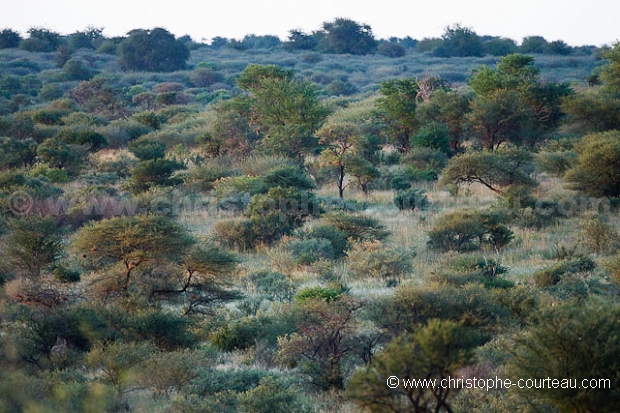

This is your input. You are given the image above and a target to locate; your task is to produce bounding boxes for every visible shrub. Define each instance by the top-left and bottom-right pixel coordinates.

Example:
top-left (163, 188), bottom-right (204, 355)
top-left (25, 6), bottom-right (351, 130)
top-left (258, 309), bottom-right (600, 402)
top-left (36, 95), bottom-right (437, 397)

top-left (427, 210), bottom-right (513, 252)
top-left (347, 241), bottom-right (413, 283)
top-left (393, 188), bottom-right (429, 211)
top-left (128, 158), bottom-right (184, 193)
top-left (295, 224), bottom-right (348, 258)
top-left (377, 42), bottom-right (406, 58)
top-left (533, 256), bottom-right (596, 287)
top-left (248, 271), bottom-right (296, 302)
top-left (128, 137), bottom-right (167, 160)
top-left (285, 238), bottom-right (335, 265)
top-left (261, 165), bottom-right (315, 191)
top-left (295, 284), bottom-right (349, 302)
top-left (212, 218), bottom-right (256, 251)
top-left (245, 187), bottom-right (319, 244)
top-left (323, 212), bottom-right (390, 243)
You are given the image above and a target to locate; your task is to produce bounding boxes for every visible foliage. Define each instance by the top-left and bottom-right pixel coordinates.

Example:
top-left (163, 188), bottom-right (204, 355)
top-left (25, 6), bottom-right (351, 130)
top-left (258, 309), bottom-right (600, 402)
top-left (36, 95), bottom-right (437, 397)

top-left (318, 18), bottom-right (377, 55)
top-left (5, 215), bottom-right (64, 279)
top-left (118, 28), bottom-right (189, 72)
top-left (285, 238), bottom-right (335, 265)
top-left (20, 27), bottom-right (63, 52)
top-left (323, 212), bottom-right (390, 243)
top-left (377, 78), bottom-right (420, 152)
top-left (295, 224), bottom-right (348, 258)
top-left (71, 214), bottom-right (194, 295)
top-left (427, 209), bottom-right (513, 252)
top-left (439, 149), bottom-right (537, 195)
top-left (128, 137), bottom-right (167, 160)
top-left (128, 158), bottom-right (185, 193)
top-left (347, 240), bottom-right (413, 283)
top-left (441, 24), bottom-right (484, 57)
top-left (393, 188), bottom-right (429, 211)
top-left (564, 130), bottom-right (620, 198)
top-left (507, 300), bottom-right (620, 411)
top-left (347, 319), bottom-right (481, 412)
top-left (248, 271), bottom-right (296, 302)
top-left (245, 186), bottom-right (319, 244)
top-left (278, 296), bottom-right (364, 390)
top-left (238, 64), bottom-right (330, 163)
top-left (533, 255), bottom-right (596, 287)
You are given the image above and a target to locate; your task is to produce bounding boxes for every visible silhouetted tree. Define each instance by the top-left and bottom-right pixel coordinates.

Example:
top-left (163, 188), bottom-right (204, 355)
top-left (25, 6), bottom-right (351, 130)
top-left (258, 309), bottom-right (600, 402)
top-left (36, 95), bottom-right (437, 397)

top-left (318, 18), bottom-right (377, 55)
top-left (118, 28), bottom-right (189, 72)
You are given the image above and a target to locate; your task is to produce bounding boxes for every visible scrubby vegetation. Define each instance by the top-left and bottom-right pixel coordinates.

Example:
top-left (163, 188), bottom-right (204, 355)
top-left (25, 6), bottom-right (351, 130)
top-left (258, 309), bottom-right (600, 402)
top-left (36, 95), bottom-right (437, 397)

top-left (1, 18), bottom-right (620, 412)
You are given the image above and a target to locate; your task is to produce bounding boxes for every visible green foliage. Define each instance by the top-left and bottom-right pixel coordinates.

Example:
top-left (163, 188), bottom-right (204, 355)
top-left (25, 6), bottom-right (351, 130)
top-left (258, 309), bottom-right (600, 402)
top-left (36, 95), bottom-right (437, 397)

top-left (318, 18), bottom-right (377, 55)
top-left (0, 28), bottom-right (22, 49)
top-left (20, 27), bottom-right (63, 52)
top-left (377, 41), bottom-right (406, 58)
top-left (238, 64), bottom-right (330, 162)
top-left (393, 188), bottom-right (429, 211)
top-left (128, 136), bottom-right (167, 160)
top-left (347, 319), bottom-right (481, 412)
top-left (295, 285), bottom-right (348, 302)
top-left (128, 158), bottom-right (184, 193)
top-left (564, 130), bottom-right (620, 198)
top-left (245, 187), bottom-right (319, 244)
top-left (347, 240), bottom-right (413, 283)
top-left (5, 215), bottom-right (64, 279)
top-left (212, 218), bottom-right (256, 251)
top-left (71, 214), bottom-right (194, 294)
top-left (440, 24), bottom-right (484, 57)
top-left (118, 28), bottom-right (189, 72)
top-left (248, 271), bottom-right (296, 302)
top-left (295, 224), bottom-right (348, 258)
top-left (262, 165), bottom-right (316, 191)
top-left (371, 283), bottom-right (510, 337)
top-left (285, 238), bottom-right (334, 265)
top-left (507, 300), bottom-right (620, 411)
top-left (439, 149), bottom-right (536, 195)
top-left (532, 255), bottom-right (596, 287)
top-left (427, 209), bottom-right (514, 253)
top-left (323, 212), bottom-right (390, 243)
top-left (377, 78), bottom-right (420, 152)
top-left (0, 137), bottom-right (37, 170)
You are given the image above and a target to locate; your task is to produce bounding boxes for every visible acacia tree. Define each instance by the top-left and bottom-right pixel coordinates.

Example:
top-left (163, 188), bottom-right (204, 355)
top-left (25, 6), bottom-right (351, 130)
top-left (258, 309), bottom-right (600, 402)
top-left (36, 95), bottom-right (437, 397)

top-left (5, 215), bottom-right (64, 279)
top-left (72, 215), bottom-right (194, 296)
top-left (467, 54), bottom-right (572, 148)
top-left (118, 28), bottom-right (189, 72)
top-left (237, 64), bottom-right (330, 163)
top-left (318, 18), bottom-right (377, 55)
top-left (564, 130), bottom-right (620, 198)
top-left (317, 122), bottom-right (361, 198)
top-left (278, 296), bottom-right (365, 390)
top-left (377, 78), bottom-right (421, 153)
top-left (438, 149), bottom-right (537, 196)
top-left (347, 319), bottom-right (480, 413)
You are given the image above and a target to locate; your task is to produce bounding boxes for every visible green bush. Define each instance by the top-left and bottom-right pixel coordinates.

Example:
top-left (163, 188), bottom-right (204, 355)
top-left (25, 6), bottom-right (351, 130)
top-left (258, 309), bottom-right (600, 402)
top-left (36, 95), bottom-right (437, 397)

top-left (347, 240), bottom-right (414, 283)
top-left (323, 212), bottom-right (390, 243)
top-left (212, 218), bottom-right (256, 251)
top-left (128, 158), bottom-right (184, 193)
top-left (295, 285), bottom-right (349, 302)
top-left (248, 271), bottom-right (296, 302)
top-left (393, 188), bottom-right (429, 211)
top-left (533, 256), bottom-right (596, 287)
top-left (427, 209), bottom-right (513, 252)
top-left (128, 136), bottom-right (167, 160)
top-left (285, 238), bottom-right (335, 265)
top-left (295, 224), bottom-right (348, 258)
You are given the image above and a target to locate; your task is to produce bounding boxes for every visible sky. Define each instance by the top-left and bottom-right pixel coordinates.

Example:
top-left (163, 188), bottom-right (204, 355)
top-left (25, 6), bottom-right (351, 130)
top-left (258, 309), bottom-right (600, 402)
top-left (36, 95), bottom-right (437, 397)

top-left (1, 0), bottom-right (618, 47)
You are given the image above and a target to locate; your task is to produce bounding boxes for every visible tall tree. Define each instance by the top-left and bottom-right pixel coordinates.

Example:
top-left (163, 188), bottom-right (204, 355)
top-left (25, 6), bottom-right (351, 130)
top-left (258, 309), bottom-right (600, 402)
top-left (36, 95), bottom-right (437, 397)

top-left (237, 64), bottom-right (330, 163)
top-left (377, 78), bottom-right (421, 152)
top-left (72, 215), bottom-right (194, 295)
top-left (318, 18), bottom-right (377, 55)
top-left (118, 28), bottom-right (189, 72)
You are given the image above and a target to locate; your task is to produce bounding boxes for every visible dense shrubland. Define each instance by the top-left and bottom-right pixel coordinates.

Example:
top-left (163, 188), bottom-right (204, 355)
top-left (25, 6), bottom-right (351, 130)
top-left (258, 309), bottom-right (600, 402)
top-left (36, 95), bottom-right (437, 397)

top-left (0, 18), bottom-right (620, 412)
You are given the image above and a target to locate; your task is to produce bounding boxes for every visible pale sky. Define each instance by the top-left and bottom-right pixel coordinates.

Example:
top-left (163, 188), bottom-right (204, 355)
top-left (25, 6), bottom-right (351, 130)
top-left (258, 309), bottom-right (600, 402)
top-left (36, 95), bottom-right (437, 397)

top-left (1, 0), bottom-right (618, 46)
